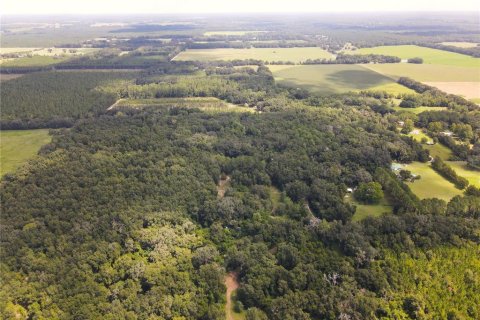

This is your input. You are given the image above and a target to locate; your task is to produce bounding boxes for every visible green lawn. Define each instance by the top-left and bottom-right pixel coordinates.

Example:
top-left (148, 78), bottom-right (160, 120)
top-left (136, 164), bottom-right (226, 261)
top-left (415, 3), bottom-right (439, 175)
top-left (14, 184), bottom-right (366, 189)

top-left (174, 47), bottom-right (333, 63)
top-left (346, 194), bottom-right (392, 222)
top-left (269, 64), bottom-right (398, 94)
top-left (447, 161), bottom-right (480, 187)
top-left (204, 30), bottom-right (267, 36)
top-left (364, 82), bottom-right (417, 95)
top-left (425, 143), bottom-right (453, 159)
top-left (351, 45), bottom-right (480, 67)
top-left (407, 129), bottom-right (432, 143)
top-left (0, 130), bottom-right (51, 176)
top-left (404, 162), bottom-right (463, 201)
top-left (363, 63), bottom-right (480, 82)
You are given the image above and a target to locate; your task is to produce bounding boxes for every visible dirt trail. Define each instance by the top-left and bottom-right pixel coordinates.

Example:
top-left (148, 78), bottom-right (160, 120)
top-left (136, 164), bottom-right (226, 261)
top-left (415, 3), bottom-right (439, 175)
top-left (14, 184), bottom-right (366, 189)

top-left (217, 175), bottom-right (231, 198)
top-left (225, 272), bottom-right (239, 320)
top-left (107, 98), bottom-right (123, 111)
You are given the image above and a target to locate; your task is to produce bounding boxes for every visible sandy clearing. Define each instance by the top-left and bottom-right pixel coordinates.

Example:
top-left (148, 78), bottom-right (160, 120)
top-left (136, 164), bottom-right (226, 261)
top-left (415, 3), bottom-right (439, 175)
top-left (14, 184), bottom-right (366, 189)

top-left (225, 272), bottom-right (239, 320)
top-left (424, 82), bottom-right (480, 99)
top-left (217, 176), bottom-right (231, 198)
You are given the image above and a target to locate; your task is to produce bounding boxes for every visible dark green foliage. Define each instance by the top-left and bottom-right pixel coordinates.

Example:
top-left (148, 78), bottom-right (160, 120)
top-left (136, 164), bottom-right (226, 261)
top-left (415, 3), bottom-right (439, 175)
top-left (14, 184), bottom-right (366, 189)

top-left (354, 182), bottom-right (384, 204)
top-left (1, 71), bottom-right (137, 128)
top-left (431, 156), bottom-right (469, 189)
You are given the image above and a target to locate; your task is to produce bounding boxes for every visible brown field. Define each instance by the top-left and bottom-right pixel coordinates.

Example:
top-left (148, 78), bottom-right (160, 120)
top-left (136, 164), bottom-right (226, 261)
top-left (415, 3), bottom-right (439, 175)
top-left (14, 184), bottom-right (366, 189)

top-left (0, 74), bottom-right (24, 82)
top-left (440, 42), bottom-right (479, 48)
top-left (424, 82), bottom-right (480, 99)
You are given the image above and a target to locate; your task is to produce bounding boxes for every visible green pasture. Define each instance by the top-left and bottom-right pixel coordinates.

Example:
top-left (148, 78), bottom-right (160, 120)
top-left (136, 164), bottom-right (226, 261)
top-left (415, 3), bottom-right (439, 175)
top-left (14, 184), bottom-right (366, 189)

top-left (0, 130), bottom-right (51, 176)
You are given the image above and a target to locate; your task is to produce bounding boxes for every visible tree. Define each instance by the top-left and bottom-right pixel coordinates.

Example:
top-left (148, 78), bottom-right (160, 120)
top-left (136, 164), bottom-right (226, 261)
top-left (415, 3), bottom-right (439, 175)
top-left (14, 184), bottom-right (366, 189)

top-left (354, 182), bottom-right (384, 204)
top-left (407, 57), bottom-right (423, 64)
top-left (401, 119), bottom-right (414, 134)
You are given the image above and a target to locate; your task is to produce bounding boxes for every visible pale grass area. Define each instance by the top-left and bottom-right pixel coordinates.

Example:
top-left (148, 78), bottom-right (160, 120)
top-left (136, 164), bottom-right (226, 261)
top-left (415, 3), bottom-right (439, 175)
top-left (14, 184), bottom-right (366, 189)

top-left (440, 42), bottom-right (479, 48)
top-left (424, 82), bottom-right (480, 99)
top-left (116, 97), bottom-right (255, 113)
top-left (174, 47), bottom-right (334, 63)
top-left (204, 30), bottom-right (267, 36)
top-left (0, 74), bottom-right (24, 82)
top-left (447, 161), bottom-right (480, 187)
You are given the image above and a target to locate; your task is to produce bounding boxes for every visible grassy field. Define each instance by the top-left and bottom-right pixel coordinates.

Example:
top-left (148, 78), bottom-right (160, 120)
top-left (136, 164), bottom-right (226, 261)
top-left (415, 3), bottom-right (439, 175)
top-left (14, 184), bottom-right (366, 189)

top-left (0, 130), bottom-right (51, 176)
top-left (204, 30), bottom-right (267, 36)
top-left (347, 194), bottom-right (393, 222)
top-left (116, 97), bottom-right (255, 113)
top-left (269, 64), bottom-right (399, 94)
top-left (394, 106), bottom-right (446, 114)
top-left (447, 161), bottom-right (480, 187)
top-left (1, 47), bottom-right (98, 67)
top-left (351, 45), bottom-right (480, 67)
top-left (174, 47), bottom-right (333, 63)
top-left (403, 162), bottom-right (463, 201)
top-left (1, 55), bottom-right (69, 67)
top-left (363, 63), bottom-right (480, 82)
top-left (440, 42), bottom-right (479, 48)
top-left (364, 82), bottom-right (416, 95)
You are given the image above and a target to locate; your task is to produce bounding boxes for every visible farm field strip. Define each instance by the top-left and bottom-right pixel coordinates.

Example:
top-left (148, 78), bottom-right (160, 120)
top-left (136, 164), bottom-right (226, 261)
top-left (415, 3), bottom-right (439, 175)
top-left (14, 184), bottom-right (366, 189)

top-left (362, 63), bottom-right (480, 82)
top-left (349, 45), bottom-right (480, 67)
top-left (174, 47), bottom-right (334, 63)
top-left (423, 82), bottom-right (480, 99)
top-left (115, 97), bottom-right (255, 113)
top-left (269, 64), bottom-right (402, 94)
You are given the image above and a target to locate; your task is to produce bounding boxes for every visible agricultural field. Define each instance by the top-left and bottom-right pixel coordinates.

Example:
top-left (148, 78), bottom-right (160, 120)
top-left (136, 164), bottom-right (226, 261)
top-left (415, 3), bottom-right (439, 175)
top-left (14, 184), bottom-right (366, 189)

top-left (0, 130), bottom-right (51, 176)
top-left (0, 47), bottom-right (98, 67)
top-left (204, 30), bottom-right (268, 36)
top-left (115, 97), bottom-right (255, 113)
top-left (422, 82), bottom-right (480, 100)
top-left (364, 63), bottom-right (480, 99)
top-left (174, 47), bottom-right (333, 63)
top-left (363, 63), bottom-right (480, 82)
top-left (403, 162), bottom-right (463, 201)
top-left (440, 42), bottom-right (479, 48)
top-left (269, 64), bottom-right (399, 94)
top-left (351, 45), bottom-right (480, 67)
top-left (0, 74), bottom-right (24, 82)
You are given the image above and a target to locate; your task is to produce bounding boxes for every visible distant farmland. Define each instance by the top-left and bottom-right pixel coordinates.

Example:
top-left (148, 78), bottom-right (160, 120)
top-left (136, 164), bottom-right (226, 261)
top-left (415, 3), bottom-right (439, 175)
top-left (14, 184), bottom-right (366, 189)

top-left (268, 64), bottom-right (414, 94)
top-left (174, 47), bottom-right (334, 63)
top-left (349, 45), bottom-right (480, 67)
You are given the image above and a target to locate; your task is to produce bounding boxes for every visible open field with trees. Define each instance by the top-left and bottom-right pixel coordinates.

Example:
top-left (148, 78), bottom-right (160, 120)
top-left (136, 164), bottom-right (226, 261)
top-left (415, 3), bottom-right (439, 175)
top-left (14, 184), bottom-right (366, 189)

top-left (0, 130), bottom-right (51, 176)
top-left (350, 45), bottom-right (480, 67)
top-left (403, 162), bottom-right (463, 201)
top-left (269, 64), bottom-right (401, 94)
top-left (174, 47), bottom-right (334, 63)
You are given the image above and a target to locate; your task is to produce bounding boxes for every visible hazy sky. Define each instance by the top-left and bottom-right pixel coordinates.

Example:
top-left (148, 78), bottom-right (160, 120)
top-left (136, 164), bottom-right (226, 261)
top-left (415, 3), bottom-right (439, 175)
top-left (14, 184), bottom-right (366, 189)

top-left (1, 0), bottom-right (479, 14)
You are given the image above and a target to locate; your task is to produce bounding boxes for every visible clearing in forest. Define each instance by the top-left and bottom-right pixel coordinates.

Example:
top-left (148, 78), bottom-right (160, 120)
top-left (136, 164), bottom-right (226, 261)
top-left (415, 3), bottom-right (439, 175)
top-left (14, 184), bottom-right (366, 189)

top-left (0, 130), bottom-right (51, 176)
top-left (115, 97), bottom-right (255, 113)
top-left (404, 162), bottom-right (463, 201)
top-left (173, 47), bottom-right (333, 63)
top-left (225, 273), bottom-right (243, 320)
top-left (269, 64), bottom-right (400, 94)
